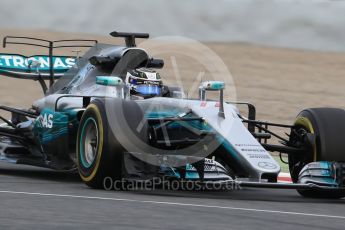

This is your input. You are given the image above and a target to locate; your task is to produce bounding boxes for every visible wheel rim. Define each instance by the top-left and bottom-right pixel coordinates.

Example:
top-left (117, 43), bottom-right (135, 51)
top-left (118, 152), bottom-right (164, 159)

top-left (288, 116), bottom-right (315, 182)
top-left (80, 118), bottom-right (99, 168)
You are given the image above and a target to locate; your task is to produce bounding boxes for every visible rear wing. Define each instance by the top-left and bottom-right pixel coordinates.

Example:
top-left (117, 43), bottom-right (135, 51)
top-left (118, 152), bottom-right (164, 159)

top-left (1, 36), bottom-right (97, 93)
top-left (0, 54), bottom-right (76, 79)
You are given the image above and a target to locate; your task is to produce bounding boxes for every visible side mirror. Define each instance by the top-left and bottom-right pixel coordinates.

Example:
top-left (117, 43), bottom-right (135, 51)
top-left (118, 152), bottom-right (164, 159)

top-left (199, 81), bottom-right (225, 91)
top-left (199, 81), bottom-right (226, 118)
top-left (96, 76), bottom-right (123, 86)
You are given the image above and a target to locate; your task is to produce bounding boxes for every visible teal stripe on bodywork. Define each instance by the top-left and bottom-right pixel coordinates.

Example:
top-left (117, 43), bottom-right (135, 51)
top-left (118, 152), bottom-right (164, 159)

top-left (146, 110), bottom-right (241, 179)
top-left (34, 108), bottom-right (69, 145)
top-left (146, 110), bottom-right (240, 160)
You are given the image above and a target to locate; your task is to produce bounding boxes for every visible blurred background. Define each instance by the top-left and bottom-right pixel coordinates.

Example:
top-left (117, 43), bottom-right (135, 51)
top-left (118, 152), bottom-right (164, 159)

top-left (1, 0), bottom-right (345, 51)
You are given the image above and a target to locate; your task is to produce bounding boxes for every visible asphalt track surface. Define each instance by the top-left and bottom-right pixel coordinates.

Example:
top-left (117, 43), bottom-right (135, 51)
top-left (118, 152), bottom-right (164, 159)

top-left (0, 163), bottom-right (344, 230)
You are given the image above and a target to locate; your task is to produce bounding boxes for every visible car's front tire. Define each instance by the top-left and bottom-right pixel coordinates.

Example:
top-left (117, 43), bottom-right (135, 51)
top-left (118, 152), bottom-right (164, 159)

top-left (77, 99), bottom-right (122, 189)
top-left (289, 108), bottom-right (345, 198)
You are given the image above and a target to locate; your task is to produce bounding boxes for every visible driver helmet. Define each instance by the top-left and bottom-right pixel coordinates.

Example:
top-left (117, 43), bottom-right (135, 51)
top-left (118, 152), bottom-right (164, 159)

top-left (125, 68), bottom-right (163, 98)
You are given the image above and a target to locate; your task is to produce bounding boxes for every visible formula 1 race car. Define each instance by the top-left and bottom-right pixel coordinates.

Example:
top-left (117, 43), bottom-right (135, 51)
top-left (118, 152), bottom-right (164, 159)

top-left (1, 32), bottom-right (345, 198)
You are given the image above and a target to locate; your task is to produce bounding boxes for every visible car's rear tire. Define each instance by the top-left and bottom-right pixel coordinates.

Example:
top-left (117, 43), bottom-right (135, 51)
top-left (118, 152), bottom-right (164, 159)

top-left (289, 108), bottom-right (345, 198)
top-left (77, 98), bottom-right (148, 189)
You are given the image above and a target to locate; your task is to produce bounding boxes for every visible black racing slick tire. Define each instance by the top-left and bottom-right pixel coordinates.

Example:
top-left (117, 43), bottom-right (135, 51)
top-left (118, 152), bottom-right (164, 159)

top-left (77, 98), bottom-right (148, 189)
top-left (289, 108), bottom-right (345, 198)
top-left (77, 99), bottom-right (122, 189)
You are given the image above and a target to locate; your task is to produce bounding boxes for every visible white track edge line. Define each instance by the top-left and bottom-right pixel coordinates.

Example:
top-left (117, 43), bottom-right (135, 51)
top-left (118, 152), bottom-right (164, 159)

top-left (0, 190), bottom-right (344, 219)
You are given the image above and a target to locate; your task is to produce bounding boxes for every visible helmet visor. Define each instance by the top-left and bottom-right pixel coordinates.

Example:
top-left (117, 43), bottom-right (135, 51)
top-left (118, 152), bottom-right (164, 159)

top-left (136, 84), bottom-right (161, 95)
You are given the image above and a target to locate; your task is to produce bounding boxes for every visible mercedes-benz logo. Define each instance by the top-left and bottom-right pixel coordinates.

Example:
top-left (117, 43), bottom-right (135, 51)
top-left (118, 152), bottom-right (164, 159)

top-left (258, 162), bottom-right (277, 169)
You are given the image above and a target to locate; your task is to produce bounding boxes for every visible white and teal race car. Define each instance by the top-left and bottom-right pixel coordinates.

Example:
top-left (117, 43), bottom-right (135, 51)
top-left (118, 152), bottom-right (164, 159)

top-left (1, 32), bottom-right (345, 198)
